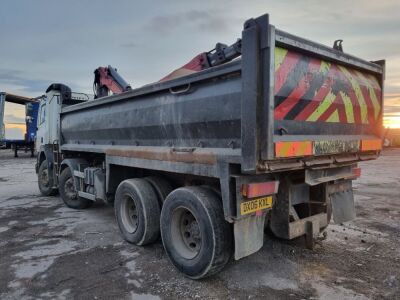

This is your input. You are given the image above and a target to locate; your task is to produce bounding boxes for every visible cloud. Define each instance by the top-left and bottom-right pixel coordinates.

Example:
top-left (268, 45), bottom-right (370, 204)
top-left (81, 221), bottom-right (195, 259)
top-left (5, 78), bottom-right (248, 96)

top-left (4, 114), bottom-right (25, 123)
top-left (0, 69), bottom-right (50, 94)
top-left (0, 69), bottom-right (82, 96)
top-left (383, 94), bottom-right (400, 115)
top-left (143, 9), bottom-right (236, 35)
top-left (120, 42), bottom-right (139, 48)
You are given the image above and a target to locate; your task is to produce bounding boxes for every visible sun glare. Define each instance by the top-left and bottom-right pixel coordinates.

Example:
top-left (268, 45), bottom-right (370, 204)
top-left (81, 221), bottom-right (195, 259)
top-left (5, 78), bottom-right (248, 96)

top-left (384, 116), bottom-right (400, 128)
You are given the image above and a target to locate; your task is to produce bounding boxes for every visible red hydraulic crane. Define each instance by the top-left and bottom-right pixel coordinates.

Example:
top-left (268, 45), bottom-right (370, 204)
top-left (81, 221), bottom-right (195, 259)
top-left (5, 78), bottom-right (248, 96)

top-left (93, 39), bottom-right (242, 98)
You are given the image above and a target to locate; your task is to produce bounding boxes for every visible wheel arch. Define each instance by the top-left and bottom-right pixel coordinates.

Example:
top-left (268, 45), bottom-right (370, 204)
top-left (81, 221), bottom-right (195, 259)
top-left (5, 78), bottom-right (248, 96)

top-left (60, 158), bottom-right (88, 190)
top-left (36, 151), bottom-right (46, 173)
top-left (36, 145), bottom-right (53, 174)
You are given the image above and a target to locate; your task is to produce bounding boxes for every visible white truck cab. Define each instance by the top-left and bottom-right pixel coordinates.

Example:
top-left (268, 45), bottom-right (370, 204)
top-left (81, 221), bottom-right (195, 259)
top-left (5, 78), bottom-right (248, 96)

top-left (35, 84), bottom-right (93, 195)
top-left (36, 84), bottom-right (93, 151)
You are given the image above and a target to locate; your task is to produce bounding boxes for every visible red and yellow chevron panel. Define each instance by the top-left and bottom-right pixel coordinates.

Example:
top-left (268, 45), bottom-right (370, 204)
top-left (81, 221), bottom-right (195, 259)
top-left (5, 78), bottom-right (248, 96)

top-left (275, 141), bottom-right (312, 158)
top-left (274, 47), bottom-right (382, 125)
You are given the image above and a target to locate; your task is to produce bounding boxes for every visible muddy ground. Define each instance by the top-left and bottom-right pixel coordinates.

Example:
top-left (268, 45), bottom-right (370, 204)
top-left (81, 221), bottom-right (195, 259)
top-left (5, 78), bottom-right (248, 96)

top-left (0, 149), bottom-right (399, 300)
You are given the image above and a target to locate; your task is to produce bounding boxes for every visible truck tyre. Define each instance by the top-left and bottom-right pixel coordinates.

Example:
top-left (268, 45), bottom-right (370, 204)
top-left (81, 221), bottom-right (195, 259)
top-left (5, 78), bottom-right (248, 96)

top-left (38, 160), bottom-right (57, 196)
top-left (160, 186), bottom-right (232, 279)
top-left (144, 176), bottom-right (173, 206)
top-left (115, 179), bottom-right (161, 245)
top-left (59, 167), bottom-right (92, 209)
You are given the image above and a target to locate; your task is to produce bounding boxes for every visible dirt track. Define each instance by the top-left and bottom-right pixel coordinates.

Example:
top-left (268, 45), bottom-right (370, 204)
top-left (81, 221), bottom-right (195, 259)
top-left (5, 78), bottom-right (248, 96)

top-left (0, 149), bottom-right (399, 299)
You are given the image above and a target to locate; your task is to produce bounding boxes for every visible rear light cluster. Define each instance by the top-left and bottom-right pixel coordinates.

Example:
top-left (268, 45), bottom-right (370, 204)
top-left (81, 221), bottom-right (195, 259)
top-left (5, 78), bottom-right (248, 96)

top-left (352, 167), bottom-right (361, 178)
top-left (241, 181), bottom-right (279, 198)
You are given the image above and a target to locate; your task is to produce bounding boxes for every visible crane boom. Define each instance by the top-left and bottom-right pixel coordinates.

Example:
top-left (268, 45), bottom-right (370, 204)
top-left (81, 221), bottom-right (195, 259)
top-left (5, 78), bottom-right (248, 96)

top-left (93, 65), bottom-right (131, 99)
top-left (93, 39), bottom-right (242, 98)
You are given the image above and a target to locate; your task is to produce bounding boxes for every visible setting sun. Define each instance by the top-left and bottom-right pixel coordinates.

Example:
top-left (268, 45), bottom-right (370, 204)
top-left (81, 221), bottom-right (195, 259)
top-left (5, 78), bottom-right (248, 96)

top-left (384, 116), bottom-right (400, 128)
top-left (384, 93), bottom-right (400, 128)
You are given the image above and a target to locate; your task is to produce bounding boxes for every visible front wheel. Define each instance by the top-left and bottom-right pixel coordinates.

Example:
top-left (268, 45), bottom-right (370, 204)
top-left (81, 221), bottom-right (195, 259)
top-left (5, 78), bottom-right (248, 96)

top-left (59, 167), bottom-right (92, 209)
top-left (160, 186), bottom-right (232, 279)
top-left (38, 160), bottom-right (57, 196)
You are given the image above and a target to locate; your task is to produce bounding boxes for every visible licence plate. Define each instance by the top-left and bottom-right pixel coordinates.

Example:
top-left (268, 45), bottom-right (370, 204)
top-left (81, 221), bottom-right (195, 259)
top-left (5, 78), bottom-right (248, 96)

top-left (313, 140), bottom-right (359, 155)
top-left (240, 196), bottom-right (273, 215)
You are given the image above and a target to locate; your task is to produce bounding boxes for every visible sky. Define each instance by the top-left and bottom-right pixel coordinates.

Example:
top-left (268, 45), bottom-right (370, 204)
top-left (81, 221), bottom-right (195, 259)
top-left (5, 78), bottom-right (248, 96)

top-left (1, 0), bottom-right (399, 127)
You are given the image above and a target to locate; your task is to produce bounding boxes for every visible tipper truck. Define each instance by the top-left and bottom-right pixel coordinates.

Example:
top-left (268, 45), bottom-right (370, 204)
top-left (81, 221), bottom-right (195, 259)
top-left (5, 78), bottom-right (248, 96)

top-left (35, 14), bottom-right (384, 279)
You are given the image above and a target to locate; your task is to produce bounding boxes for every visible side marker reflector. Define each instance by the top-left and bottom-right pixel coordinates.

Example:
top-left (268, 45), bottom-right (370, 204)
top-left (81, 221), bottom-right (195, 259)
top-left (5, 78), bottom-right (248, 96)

top-left (352, 167), bottom-right (361, 178)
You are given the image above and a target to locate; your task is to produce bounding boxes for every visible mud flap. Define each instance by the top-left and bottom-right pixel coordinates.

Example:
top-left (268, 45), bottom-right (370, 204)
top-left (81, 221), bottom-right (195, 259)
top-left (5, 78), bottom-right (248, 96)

top-left (233, 212), bottom-right (265, 260)
top-left (331, 189), bottom-right (355, 224)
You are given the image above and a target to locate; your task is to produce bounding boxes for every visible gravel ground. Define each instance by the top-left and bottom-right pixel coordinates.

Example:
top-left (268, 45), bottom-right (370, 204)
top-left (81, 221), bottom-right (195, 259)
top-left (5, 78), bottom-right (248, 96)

top-left (0, 148), bottom-right (399, 300)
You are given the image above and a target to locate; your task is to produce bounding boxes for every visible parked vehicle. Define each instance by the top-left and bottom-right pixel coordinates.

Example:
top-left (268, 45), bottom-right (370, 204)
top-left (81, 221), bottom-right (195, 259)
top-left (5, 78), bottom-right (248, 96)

top-left (0, 92), bottom-right (39, 157)
top-left (35, 14), bottom-right (384, 279)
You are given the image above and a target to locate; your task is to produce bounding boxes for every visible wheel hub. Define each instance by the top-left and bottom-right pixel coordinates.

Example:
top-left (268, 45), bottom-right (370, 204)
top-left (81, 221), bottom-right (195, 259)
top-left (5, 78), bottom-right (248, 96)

top-left (64, 178), bottom-right (77, 200)
top-left (177, 209), bottom-right (202, 256)
top-left (40, 169), bottom-right (49, 187)
top-left (121, 195), bottom-right (139, 233)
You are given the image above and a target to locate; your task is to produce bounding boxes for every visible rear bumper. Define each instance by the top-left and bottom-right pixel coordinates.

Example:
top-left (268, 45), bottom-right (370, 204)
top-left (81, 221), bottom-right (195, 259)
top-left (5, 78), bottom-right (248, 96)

top-left (261, 151), bottom-right (379, 172)
top-left (289, 213), bottom-right (328, 239)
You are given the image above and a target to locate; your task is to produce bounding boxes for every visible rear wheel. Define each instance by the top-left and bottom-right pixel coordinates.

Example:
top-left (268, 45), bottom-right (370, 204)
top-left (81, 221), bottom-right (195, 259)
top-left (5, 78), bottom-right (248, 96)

top-left (144, 176), bottom-right (173, 206)
top-left (115, 179), bottom-right (160, 245)
top-left (59, 167), bottom-right (92, 209)
top-left (38, 160), bottom-right (57, 196)
top-left (160, 186), bottom-right (232, 279)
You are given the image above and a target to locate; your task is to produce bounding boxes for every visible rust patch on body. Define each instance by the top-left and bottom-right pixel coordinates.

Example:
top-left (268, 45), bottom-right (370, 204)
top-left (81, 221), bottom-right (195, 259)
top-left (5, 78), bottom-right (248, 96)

top-left (105, 148), bottom-right (216, 165)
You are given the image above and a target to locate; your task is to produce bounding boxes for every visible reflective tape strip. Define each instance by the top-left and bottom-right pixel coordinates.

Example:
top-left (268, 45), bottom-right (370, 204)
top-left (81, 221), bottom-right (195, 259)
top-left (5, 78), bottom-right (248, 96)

top-left (355, 71), bottom-right (381, 120)
top-left (275, 141), bottom-right (313, 157)
top-left (306, 92), bottom-right (336, 121)
top-left (274, 47), bottom-right (288, 71)
top-left (326, 109), bottom-right (340, 122)
top-left (339, 91), bottom-right (355, 123)
top-left (276, 139), bottom-right (381, 158)
top-left (361, 139), bottom-right (382, 151)
top-left (338, 66), bottom-right (369, 124)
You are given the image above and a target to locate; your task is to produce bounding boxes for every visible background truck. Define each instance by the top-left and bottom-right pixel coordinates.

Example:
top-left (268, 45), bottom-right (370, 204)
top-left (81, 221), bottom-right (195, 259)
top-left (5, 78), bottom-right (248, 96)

top-left (35, 14), bottom-right (384, 279)
top-left (0, 92), bottom-right (39, 157)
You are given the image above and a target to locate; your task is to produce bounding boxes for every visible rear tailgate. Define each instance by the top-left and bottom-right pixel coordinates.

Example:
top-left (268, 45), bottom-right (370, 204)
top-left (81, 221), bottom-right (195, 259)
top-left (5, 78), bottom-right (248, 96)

top-left (272, 30), bottom-right (384, 161)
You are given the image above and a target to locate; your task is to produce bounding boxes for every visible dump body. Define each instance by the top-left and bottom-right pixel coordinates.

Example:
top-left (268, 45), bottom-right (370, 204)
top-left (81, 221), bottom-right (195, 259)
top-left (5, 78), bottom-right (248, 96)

top-left (60, 22), bottom-right (384, 175)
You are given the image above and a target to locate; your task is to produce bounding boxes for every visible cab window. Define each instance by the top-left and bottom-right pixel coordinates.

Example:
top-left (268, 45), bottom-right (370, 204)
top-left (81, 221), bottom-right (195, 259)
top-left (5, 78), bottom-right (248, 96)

top-left (39, 104), bottom-right (46, 124)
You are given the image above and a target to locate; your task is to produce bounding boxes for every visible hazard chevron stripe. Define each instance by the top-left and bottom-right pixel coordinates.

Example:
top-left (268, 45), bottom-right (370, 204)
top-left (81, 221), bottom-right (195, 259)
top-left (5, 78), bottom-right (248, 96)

top-left (275, 58), bottom-right (322, 120)
top-left (273, 47), bottom-right (382, 125)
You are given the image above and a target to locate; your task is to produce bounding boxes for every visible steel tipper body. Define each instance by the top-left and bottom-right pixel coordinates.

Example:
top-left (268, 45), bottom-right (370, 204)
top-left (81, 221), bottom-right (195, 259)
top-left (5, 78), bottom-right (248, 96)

top-left (36, 14), bottom-right (384, 278)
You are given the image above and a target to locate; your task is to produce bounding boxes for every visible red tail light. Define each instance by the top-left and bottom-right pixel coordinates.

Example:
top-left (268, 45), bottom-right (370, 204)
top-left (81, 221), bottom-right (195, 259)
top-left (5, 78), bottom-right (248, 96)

top-left (241, 181), bottom-right (279, 198)
top-left (352, 167), bottom-right (361, 178)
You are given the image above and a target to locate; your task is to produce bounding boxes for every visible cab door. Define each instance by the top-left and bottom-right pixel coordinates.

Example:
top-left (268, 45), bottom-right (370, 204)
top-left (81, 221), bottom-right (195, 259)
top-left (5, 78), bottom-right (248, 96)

top-left (35, 98), bottom-right (48, 150)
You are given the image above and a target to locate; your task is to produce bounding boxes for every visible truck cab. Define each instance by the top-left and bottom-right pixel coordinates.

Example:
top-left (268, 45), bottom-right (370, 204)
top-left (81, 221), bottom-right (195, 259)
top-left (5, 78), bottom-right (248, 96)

top-left (36, 84), bottom-right (93, 194)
